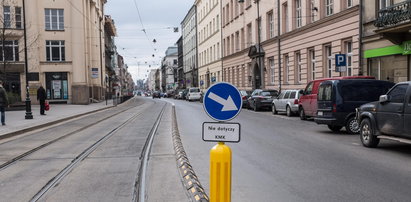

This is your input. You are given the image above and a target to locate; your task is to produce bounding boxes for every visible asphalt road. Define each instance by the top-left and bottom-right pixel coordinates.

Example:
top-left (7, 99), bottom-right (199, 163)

top-left (170, 98), bottom-right (411, 202)
top-left (0, 98), bottom-right (166, 202)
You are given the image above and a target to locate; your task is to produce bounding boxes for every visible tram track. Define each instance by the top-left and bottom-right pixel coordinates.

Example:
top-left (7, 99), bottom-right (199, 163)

top-left (0, 98), bottom-right (151, 171)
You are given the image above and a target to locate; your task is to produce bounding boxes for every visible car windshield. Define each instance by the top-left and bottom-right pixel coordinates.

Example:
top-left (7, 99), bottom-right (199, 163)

top-left (190, 88), bottom-right (200, 93)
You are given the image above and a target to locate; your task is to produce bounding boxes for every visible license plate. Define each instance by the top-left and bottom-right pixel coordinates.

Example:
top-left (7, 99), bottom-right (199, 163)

top-left (318, 111), bottom-right (323, 116)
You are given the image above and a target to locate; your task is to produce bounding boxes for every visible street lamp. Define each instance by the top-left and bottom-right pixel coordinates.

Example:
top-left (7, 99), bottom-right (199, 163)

top-left (22, 0), bottom-right (33, 119)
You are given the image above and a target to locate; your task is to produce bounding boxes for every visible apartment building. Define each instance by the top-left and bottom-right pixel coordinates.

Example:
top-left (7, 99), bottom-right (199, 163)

top-left (181, 5), bottom-right (198, 88)
top-left (195, 0), bottom-right (223, 91)
top-left (362, 0), bottom-right (411, 82)
top-left (161, 46), bottom-right (178, 92)
top-left (222, 0), bottom-right (360, 91)
top-left (0, 0), bottom-right (107, 104)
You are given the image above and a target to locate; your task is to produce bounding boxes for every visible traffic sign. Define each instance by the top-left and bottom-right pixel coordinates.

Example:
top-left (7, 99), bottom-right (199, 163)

top-left (203, 82), bottom-right (242, 121)
top-left (203, 122), bottom-right (240, 143)
top-left (335, 54), bottom-right (347, 72)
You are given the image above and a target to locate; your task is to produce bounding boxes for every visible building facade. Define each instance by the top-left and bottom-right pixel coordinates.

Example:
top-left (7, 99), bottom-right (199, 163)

top-left (23, 0), bottom-right (108, 104)
top-left (195, 0), bottom-right (223, 91)
top-left (176, 36), bottom-right (185, 89)
top-left (161, 46), bottom-right (178, 92)
top-left (362, 0), bottom-right (411, 82)
top-left (221, 0), bottom-right (360, 91)
top-left (181, 5), bottom-right (198, 88)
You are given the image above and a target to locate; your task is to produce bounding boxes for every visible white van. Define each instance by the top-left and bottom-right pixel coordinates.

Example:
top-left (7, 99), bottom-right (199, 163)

top-left (187, 87), bottom-right (201, 101)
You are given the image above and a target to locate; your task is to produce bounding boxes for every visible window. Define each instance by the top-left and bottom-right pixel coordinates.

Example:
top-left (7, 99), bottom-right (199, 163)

top-left (290, 91), bottom-right (297, 99)
top-left (247, 23), bottom-right (252, 46)
top-left (45, 9), bottom-right (64, 30)
top-left (388, 84), bottom-right (408, 103)
top-left (283, 3), bottom-right (289, 33)
top-left (295, 0), bottom-right (302, 28)
top-left (235, 31), bottom-right (240, 52)
top-left (326, 0), bottom-right (334, 16)
top-left (0, 40), bottom-right (19, 61)
top-left (345, 41), bottom-right (353, 76)
top-left (46, 40), bottom-right (65, 62)
top-left (347, 0), bottom-right (353, 8)
top-left (284, 54), bottom-right (290, 83)
top-left (340, 83), bottom-right (393, 102)
top-left (269, 58), bottom-right (275, 84)
top-left (3, 6), bottom-right (11, 28)
top-left (309, 49), bottom-right (316, 80)
top-left (15, 7), bottom-right (22, 29)
top-left (296, 52), bottom-right (302, 83)
top-left (305, 82), bottom-right (314, 94)
top-left (284, 91), bottom-right (291, 99)
top-left (325, 45), bottom-right (332, 77)
top-left (309, 0), bottom-right (316, 23)
top-left (216, 15), bottom-right (219, 31)
top-left (379, 0), bottom-right (392, 9)
top-left (267, 12), bottom-right (274, 39)
top-left (318, 84), bottom-right (332, 101)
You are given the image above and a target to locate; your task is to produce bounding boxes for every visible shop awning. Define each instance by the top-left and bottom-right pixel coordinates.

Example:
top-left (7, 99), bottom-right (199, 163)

top-left (364, 40), bottom-right (411, 58)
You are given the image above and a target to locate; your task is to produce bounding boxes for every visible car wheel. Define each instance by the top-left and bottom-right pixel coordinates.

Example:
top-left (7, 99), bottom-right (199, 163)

top-left (299, 107), bottom-right (306, 120)
top-left (360, 118), bottom-right (380, 148)
top-left (327, 125), bottom-right (343, 132)
top-left (346, 116), bottom-right (360, 134)
top-left (286, 106), bottom-right (292, 117)
top-left (272, 104), bottom-right (278, 115)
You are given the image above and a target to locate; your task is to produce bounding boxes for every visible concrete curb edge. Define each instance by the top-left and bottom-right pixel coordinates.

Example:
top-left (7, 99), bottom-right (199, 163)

top-left (172, 105), bottom-right (209, 202)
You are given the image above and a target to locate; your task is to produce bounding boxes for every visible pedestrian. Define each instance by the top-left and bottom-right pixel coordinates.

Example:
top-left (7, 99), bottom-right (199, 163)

top-left (0, 81), bottom-right (8, 126)
top-left (37, 85), bottom-right (47, 115)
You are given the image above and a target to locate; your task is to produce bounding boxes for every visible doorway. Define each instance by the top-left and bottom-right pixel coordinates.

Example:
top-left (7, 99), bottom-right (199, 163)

top-left (45, 72), bottom-right (68, 100)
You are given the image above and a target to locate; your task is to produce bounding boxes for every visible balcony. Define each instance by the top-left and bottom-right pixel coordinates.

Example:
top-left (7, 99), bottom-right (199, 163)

top-left (375, 1), bottom-right (411, 28)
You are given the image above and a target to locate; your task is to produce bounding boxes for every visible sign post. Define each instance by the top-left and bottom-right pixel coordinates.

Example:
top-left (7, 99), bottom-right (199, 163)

top-left (203, 82), bottom-right (242, 202)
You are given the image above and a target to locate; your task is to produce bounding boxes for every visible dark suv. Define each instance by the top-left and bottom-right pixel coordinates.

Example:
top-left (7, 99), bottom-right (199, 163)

top-left (315, 79), bottom-right (394, 134)
top-left (357, 82), bottom-right (411, 147)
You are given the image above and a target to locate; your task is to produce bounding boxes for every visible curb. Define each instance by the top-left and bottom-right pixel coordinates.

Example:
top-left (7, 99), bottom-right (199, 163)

top-left (172, 105), bottom-right (209, 202)
top-left (0, 98), bottom-right (135, 141)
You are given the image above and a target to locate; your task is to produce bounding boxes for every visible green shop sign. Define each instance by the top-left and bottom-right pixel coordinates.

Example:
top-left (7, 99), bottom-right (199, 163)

top-left (365, 40), bottom-right (411, 58)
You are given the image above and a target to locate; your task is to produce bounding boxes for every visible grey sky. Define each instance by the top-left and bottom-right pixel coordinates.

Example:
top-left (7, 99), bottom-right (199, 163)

top-left (106, 0), bottom-right (193, 82)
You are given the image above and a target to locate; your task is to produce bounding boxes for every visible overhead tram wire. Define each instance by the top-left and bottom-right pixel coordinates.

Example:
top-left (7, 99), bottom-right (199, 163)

top-left (131, 0), bottom-right (157, 52)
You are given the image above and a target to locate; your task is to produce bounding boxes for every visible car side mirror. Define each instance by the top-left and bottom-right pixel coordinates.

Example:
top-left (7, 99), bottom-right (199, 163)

top-left (299, 90), bottom-right (304, 95)
top-left (379, 95), bottom-right (390, 103)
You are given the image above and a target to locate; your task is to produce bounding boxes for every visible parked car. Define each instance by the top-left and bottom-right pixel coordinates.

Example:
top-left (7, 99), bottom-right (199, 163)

top-left (272, 89), bottom-right (301, 117)
top-left (357, 82), bottom-right (411, 147)
top-left (314, 79), bottom-right (394, 134)
top-left (187, 87), bottom-right (201, 101)
top-left (174, 89), bottom-right (184, 99)
top-left (240, 90), bottom-right (252, 108)
top-left (152, 91), bottom-right (161, 99)
top-left (182, 89), bottom-right (189, 100)
top-left (248, 89), bottom-right (279, 111)
top-left (298, 76), bottom-right (375, 120)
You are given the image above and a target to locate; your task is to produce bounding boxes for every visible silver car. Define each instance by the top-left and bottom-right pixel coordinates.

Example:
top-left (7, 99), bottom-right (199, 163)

top-left (272, 90), bottom-right (301, 117)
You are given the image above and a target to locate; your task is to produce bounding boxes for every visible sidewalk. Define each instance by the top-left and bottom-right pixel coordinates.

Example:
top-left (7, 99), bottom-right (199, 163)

top-left (0, 100), bottom-right (116, 139)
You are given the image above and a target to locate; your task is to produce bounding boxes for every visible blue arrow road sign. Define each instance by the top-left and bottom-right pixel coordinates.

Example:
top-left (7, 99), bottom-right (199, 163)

top-left (203, 82), bottom-right (242, 121)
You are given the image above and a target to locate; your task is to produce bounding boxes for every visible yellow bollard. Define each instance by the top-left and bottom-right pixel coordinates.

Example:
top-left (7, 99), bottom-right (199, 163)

top-left (210, 142), bottom-right (232, 202)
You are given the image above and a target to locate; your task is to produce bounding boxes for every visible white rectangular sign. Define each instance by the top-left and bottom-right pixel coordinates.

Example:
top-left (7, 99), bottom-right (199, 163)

top-left (202, 122), bottom-right (241, 143)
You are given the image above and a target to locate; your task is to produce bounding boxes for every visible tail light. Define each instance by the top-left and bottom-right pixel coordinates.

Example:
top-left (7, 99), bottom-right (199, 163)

top-left (294, 99), bottom-right (299, 105)
top-left (332, 104), bottom-right (337, 113)
top-left (242, 96), bottom-right (247, 100)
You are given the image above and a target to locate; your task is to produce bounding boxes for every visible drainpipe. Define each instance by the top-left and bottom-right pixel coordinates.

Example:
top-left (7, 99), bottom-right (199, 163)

top-left (99, 17), bottom-right (104, 99)
top-left (277, 0), bottom-right (282, 92)
top-left (359, 0), bottom-right (364, 76)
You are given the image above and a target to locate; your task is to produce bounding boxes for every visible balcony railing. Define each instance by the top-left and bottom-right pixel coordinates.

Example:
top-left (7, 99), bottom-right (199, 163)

top-left (375, 1), bottom-right (411, 28)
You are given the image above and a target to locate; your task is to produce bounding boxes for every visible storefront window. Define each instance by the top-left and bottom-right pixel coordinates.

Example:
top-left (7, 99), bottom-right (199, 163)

top-left (45, 72), bottom-right (68, 100)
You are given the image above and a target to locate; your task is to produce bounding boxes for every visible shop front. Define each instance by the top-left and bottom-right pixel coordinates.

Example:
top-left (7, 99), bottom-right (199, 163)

top-left (365, 40), bottom-right (411, 83)
top-left (45, 72), bottom-right (69, 101)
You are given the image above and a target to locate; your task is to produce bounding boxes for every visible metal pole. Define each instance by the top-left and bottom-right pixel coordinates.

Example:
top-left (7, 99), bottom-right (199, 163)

top-left (359, 0), bottom-right (364, 76)
top-left (277, 0), bottom-right (282, 92)
top-left (23, 0), bottom-right (33, 119)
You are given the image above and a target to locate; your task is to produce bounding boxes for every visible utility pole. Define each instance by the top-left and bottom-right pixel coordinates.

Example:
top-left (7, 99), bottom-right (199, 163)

top-left (23, 0), bottom-right (33, 119)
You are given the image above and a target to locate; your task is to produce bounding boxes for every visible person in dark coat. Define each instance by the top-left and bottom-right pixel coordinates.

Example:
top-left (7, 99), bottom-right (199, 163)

top-left (0, 81), bottom-right (9, 125)
top-left (37, 86), bottom-right (47, 115)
